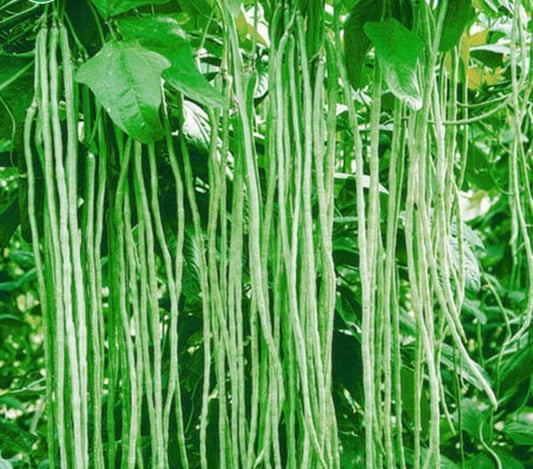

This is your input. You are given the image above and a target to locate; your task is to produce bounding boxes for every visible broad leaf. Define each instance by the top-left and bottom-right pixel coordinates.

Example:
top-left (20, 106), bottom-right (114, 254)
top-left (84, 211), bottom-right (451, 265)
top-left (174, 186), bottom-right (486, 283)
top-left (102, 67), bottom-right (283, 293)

top-left (0, 418), bottom-right (38, 455)
top-left (449, 235), bottom-right (481, 293)
top-left (0, 58), bottom-right (34, 158)
top-left (177, 0), bottom-right (213, 17)
top-left (457, 398), bottom-right (491, 442)
top-left (365, 18), bottom-right (423, 110)
top-left (76, 41), bottom-right (170, 143)
top-left (117, 16), bottom-right (227, 108)
top-left (182, 101), bottom-right (212, 150)
top-left (439, 0), bottom-right (475, 52)
top-left (501, 421), bottom-right (533, 446)
top-left (492, 449), bottom-right (525, 469)
top-left (90, 0), bottom-right (169, 18)
top-left (344, 0), bottom-right (383, 89)
top-left (499, 343), bottom-right (533, 397)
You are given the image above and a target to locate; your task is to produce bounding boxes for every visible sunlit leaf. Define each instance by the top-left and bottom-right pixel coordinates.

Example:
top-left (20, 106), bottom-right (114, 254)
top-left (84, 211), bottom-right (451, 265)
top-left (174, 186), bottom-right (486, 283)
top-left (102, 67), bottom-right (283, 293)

top-left (76, 41), bottom-right (170, 143)
top-left (226, 0), bottom-right (241, 17)
top-left (177, 0), bottom-right (213, 17)
top-left (502, 421), bottom-right (533, 446)
top-left (116, 16), bottom-right (227, 108)
top-left (90, 0), bottom-right (169, 18)
top-left (364, 18), bottom-right (423, 110)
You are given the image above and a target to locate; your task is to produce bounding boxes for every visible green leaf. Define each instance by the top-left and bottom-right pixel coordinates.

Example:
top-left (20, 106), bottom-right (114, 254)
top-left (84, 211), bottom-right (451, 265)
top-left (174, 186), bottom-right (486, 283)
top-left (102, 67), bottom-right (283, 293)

top-left (449, 236), bottom-right (481, 293)
top-left (0, 199), bottom-right (20, 250)
top-left (177, 0), bottom-right (214, 17)
top-left (439, 0), bottom-right (475, 52)
top-left (499, 344), bottom-right (533, 397)
top-left (76, 41), bottom-right (170, 143)
top-left (501, 421), bottom-right (533, 446)
top-left (0, 395), bottom-right (25, 413)
top-left (0, 418), bottom-right (38, 456)
top-left (0, 268), bottom-right (37, 292)
top-left (364, 18), bottom-right (423, 110)
top-left (89, 0), bottom-right (170, 18)
top-left (440, 343), bottom-right (493, 393)
top-left (457, 398), bottom-right (491, 442)
top-left (116, 16), bottom-right (227, 108)
top-left (492, 449), bottom-right (524, 469)
top-left (343, 0), bottom-right (383, 89)
top-left (0, 58), bottom-right (34, 159)
top-left (182, 101), bottom-right (212, 151)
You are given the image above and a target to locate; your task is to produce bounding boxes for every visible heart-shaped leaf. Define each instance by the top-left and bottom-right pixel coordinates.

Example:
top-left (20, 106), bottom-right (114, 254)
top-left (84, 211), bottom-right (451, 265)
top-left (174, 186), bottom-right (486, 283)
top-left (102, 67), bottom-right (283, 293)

top-left (365, 18), bottom-right (424, 110)
top-left (90, 0), bottom-right (170, 18)
top-left (343, 0), bottom-right (383, 89)
top-left (76, 41), bottom-right (170, 143)
top-left (117, 16), bottom-right (227, 108)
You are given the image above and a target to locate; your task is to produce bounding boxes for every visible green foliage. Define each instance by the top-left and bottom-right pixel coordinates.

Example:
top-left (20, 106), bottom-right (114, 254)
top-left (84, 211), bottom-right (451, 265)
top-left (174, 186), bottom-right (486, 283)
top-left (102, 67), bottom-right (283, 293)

top-left (76, 40), bottom-right (170, 142)
top-left (116, 15), bottom-right (227, 108)
top-left (89, 0), bottom-right (170, 18)
top-left (439, 0), bottom-right (475, 52)
top-left (343, 0), bottom-right (382, 89)
top-left (0, 1), bottom-right (532, 468)
top-left (0, 419), bottom-right (38, 460)
top-left (364, 18), bottom-right (423, 109)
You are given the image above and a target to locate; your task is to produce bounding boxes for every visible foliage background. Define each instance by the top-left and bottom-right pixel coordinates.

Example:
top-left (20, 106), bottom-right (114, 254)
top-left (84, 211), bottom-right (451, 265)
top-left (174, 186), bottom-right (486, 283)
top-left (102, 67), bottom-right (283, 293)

top-left (0, 0), bottom-right (532, 468)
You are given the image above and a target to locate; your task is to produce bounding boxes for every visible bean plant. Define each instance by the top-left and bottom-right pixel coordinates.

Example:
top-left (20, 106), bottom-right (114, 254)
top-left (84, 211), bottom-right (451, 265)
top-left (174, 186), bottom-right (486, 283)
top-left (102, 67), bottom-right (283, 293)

top-left (0, 0), bottom-right (531, 468)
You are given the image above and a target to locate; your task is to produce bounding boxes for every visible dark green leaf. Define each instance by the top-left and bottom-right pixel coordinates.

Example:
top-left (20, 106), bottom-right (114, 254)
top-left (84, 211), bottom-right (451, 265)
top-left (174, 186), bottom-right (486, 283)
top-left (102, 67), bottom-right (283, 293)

top-left (0, 315), bottom-right (23, 326)
top-left (457, 398), bottom-right (490, 441)
top-left (89, 0), bottom-right (170, 18)
top-left (343, 0), bottom-right (383, 89)
top-left (0, 199), bottom-right (20, 250)
top-left (439, 0), bottom-right (475, 52)
top-left (0, 418), bottom-right (37, 455)
top-left (0, 395), bottom-right (25, 412)
top-left (0, 268), bottom-right (36, 292)
top-left (76, 41), bottom-right (170, 143)
top-left (499, 344), bottom-right (533, 396)
top-left (9, 250), bottom-right (34, 268)
top-left (364, 18), bottom-right (423, 110)
top-left (116, 16), bottom-right (227, 108)
top-left (0, 58), bottom-right (34, 159)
